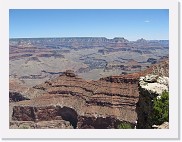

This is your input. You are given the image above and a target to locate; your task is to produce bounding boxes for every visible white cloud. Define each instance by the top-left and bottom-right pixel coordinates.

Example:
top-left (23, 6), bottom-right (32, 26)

top-left (144, 20), bottom-right (150, 23)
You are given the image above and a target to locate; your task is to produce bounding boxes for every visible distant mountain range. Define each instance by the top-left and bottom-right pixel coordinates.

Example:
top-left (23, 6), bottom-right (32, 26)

top-left (10, 37), bottom-right (169, 49)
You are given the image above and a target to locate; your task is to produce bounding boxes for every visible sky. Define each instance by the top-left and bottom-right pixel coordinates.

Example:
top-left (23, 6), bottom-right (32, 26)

top-left (9, 9), bottom-right (169, 41)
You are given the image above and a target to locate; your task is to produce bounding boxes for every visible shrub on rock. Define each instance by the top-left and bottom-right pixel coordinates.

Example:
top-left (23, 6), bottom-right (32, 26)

top-left (152, 91), bottom-right (169, 125)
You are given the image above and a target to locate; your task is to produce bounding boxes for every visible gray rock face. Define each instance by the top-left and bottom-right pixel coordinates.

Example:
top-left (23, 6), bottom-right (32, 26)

top-left (136, 74), bottom-right (169, 129)
top-left (139, 74), bottom-right (168, 96)
top-left (143, 74), bottom-right (158, 83)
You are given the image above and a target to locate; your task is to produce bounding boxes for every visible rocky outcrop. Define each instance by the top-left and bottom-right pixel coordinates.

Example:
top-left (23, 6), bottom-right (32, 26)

top-left (136, 74), bottom-right (169, 129)
top-left (101, 58), bottom-right (169, 84)
top-left (63, 70), bottom-right (76, 77)
top-left (152, 122), bottom-right (169, 129)
top-left (12, 104), bottom-right (132, 129)
top-left (9, 78), bottom-right (46, 99)
top-left (11, 71), bottom-right (139, 129)
top-left (12, 106), bottom-right (78, 128)
top-left (139, 75), bottom-right (168, 95)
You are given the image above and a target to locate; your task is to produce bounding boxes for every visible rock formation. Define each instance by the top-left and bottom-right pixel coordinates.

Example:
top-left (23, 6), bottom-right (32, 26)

top-left (10, 37), bottom-right (168, 49)
top-left (9, 77), bottom-right (46, 99)
top-left (10, 70), bottom-right (139, 129)
top-left (152, 122), bottom-right (169, 129)
top-left (9, 59), bottom-right (169, 129)
top-left (136, 74), bottom-right (169, 128)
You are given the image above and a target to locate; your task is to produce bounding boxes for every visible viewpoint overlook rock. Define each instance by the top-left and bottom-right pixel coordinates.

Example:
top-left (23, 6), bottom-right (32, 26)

top-left (10, 58), bottom-right (169, 129)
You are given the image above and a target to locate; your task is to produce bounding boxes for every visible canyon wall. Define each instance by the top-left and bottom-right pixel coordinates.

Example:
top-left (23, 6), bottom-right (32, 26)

top-left (10, 70), bottom-right (138, 129)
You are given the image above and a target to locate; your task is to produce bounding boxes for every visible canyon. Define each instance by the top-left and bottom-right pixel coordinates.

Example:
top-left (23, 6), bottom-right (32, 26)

top-left (9, 37), bottom-right (169, 129)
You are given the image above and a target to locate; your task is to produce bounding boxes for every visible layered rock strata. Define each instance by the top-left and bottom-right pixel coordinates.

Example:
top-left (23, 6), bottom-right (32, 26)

top-left (11, 71), bottom-right (139, 129)
top-left (10, 58), bottom-right (169, 129)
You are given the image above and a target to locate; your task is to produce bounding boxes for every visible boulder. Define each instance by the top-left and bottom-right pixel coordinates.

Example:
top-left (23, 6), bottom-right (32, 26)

top-left (64, 70), bottom-right (76, 77)
top-left (139, 75), bottom-right (168, 95)
top-left (144, 74), bottom-right (158, 83)
top-left (152, 122), bottom-right (169, 129)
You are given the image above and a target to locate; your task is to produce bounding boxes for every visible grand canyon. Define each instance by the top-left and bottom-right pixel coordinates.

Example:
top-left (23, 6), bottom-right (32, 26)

top-left (9, 37), bottom-right (169, 129)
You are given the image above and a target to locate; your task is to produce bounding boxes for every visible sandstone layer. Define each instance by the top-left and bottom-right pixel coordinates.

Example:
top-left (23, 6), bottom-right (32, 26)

top-left (11, 71), bottom-right (139, 129)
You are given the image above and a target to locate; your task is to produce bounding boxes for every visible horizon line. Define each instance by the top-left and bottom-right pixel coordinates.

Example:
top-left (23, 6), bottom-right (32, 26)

top-left (9, 36), bottom-right (169, 41)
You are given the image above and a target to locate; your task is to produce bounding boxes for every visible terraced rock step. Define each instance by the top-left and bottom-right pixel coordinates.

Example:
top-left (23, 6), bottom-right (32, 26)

top-left (11, 70), bottom-right (140, 128)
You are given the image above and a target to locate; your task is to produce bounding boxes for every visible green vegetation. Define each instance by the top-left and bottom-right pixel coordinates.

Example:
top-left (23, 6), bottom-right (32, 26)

top-left (152, 91), bottom-right (169, 125)
top-left (19, 125), bottom-right (30, 129)
top-left (117, 122), bottom-right (132, 129)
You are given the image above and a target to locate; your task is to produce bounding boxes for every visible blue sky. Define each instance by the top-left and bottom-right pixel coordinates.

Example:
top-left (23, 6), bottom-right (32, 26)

top-left (9, 9), bottom-right (169, 40)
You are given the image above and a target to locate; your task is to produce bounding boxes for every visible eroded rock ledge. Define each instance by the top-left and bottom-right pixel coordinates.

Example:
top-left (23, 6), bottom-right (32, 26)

top-left (11, 71), bottom-right (139, 129)
top-left (136, 74), bottom-right (169, 129)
